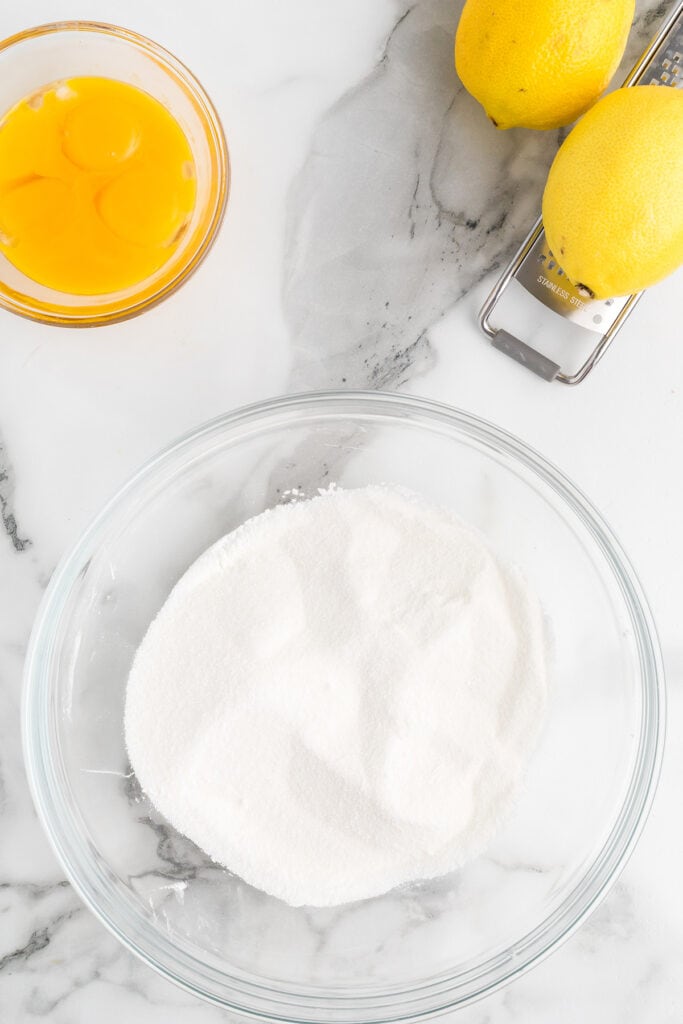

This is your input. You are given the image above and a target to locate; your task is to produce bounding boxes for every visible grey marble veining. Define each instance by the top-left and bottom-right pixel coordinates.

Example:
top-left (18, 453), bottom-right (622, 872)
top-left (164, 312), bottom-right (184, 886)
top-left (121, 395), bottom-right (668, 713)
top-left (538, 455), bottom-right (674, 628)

top-left (283, 0), bottom-right (665, 392)
top-left (0, 435), bottom-right (31, 552)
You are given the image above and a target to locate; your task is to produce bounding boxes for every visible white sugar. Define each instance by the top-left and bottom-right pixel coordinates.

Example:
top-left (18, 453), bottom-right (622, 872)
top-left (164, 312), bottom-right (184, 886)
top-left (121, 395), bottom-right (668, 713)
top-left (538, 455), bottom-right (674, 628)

top-left (125, 485), bottom-right (547, 907)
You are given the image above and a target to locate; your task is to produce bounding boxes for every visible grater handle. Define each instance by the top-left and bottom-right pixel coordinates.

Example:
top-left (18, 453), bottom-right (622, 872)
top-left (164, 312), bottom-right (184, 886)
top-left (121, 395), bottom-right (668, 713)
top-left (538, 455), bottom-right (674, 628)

top-left (490, 330), bottom-right (561, 381)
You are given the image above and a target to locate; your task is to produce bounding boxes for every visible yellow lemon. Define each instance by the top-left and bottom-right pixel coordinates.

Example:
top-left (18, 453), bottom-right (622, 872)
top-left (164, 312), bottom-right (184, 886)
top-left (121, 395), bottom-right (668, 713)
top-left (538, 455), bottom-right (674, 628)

top-left (455, 0), bottom-right (634, 130)
top-left (543, 86), bottom-right (683, 299)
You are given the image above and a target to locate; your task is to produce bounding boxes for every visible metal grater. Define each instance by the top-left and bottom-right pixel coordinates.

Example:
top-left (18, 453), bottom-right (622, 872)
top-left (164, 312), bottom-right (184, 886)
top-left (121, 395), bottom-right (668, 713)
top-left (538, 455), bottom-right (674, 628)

top-left (479, 1), bottom-right (683, 384)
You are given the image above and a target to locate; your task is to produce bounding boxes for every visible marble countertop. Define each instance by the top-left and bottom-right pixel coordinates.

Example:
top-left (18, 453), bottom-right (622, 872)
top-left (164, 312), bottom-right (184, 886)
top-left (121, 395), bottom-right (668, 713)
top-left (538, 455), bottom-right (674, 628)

top-left (1, 1), bottom-right (682, 1021)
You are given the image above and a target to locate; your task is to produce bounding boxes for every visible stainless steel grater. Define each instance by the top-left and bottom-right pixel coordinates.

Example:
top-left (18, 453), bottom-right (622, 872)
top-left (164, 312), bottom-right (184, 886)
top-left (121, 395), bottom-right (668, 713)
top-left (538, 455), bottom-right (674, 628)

top-left (479, 2), bottom-right (683, 384)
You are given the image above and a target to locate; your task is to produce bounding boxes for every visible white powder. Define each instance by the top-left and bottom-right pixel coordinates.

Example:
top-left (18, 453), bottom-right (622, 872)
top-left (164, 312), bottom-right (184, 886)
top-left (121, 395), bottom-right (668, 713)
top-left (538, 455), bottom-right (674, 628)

top-left (125, 485), bottom-right (547, 907)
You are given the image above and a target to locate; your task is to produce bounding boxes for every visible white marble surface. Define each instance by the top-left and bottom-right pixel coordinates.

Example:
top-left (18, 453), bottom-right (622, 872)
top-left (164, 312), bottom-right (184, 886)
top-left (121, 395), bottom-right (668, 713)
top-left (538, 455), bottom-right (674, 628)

top-left (1, 0), bottom-right (682, 1021)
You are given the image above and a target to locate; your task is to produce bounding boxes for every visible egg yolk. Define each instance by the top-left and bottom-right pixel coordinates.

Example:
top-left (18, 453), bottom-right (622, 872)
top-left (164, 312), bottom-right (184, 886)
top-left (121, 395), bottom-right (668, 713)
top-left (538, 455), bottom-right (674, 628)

top-left (0, 77), bottom-right (196, 295)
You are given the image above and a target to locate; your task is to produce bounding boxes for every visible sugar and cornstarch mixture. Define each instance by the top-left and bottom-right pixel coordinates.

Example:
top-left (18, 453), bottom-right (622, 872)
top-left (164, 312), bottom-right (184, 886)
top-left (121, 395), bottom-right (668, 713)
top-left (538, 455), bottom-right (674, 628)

top-left (125, 485), bottom-right (547, 907)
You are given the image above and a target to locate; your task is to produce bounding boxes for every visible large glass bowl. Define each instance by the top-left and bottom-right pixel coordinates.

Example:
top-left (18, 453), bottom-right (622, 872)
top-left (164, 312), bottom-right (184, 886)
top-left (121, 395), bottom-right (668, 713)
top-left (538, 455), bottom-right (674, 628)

top-left (23, 391), bottom-right (664, 1020)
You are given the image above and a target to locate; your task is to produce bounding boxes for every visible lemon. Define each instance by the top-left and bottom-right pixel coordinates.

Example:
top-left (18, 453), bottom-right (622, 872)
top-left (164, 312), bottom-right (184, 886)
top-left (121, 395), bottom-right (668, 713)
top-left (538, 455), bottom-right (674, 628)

top-left (455, 0), bottom-right (634, 130)
top-left (543, 86), bottom-right (683, 299)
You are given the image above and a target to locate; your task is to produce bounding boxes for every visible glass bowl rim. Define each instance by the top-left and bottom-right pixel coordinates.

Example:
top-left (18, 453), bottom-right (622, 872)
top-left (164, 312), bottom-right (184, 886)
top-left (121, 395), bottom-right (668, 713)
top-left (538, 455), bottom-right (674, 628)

top-left (0, 19), bottom-right (229, 327)
top-left (22, 390), bottom-right (666, 1021)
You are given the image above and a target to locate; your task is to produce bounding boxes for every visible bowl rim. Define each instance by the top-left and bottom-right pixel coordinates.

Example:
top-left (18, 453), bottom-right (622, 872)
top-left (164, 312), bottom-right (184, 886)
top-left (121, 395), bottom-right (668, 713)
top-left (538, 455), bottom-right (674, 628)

top-left (22, 390), bottom-right (666, 1021)
top-left (0, 20), bottom-right (229, 327)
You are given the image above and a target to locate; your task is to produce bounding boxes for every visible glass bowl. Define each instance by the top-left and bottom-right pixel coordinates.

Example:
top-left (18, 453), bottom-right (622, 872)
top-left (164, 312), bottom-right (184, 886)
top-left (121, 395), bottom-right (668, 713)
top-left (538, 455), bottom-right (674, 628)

top-left (0, 21), bottom-right (228, 326)
top-left (23, 391), bottom-right (664, 1020)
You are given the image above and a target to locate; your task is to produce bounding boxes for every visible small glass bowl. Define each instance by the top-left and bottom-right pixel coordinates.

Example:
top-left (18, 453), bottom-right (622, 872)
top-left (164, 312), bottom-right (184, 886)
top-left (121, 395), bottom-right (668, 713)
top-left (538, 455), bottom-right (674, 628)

top-left (0, 22), bottom-right (228, 326)
top-left (23, 392), bottom-right (664, 1020)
